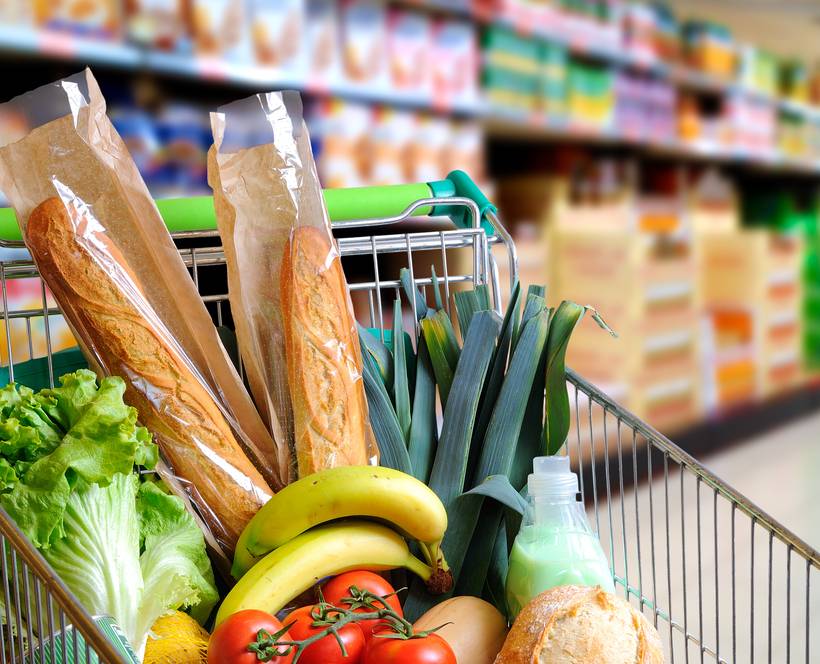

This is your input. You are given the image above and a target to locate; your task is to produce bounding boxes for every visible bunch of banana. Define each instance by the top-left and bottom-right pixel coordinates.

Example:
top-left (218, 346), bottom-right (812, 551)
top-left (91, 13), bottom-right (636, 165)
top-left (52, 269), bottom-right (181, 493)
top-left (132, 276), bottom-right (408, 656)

top-left (218, 466), bottom-right (452, 625)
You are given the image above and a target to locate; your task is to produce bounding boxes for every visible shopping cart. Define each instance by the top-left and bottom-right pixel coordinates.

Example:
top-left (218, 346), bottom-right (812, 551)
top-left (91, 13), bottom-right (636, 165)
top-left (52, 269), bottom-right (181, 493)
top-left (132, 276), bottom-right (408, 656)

top-left (0, 173), bottom-right (815, 663)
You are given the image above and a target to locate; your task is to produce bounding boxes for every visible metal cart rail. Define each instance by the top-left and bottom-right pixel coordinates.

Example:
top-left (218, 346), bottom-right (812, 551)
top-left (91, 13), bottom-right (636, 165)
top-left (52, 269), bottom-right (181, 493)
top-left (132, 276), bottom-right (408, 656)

top-left (0, 188), bottom-right (815, 663)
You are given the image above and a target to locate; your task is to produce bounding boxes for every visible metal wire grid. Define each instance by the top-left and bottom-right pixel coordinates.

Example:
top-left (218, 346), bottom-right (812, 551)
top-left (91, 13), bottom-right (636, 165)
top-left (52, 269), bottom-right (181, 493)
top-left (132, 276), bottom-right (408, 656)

top-left (565, 373), bottom-right (819, 664)
top-left (0, 201), bottom-right (814, 662)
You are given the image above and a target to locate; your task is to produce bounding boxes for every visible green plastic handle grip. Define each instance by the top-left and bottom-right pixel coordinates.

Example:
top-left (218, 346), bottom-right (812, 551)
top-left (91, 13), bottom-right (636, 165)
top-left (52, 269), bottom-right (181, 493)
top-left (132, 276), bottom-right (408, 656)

top-left (0, 172), bottom-right (496, 242)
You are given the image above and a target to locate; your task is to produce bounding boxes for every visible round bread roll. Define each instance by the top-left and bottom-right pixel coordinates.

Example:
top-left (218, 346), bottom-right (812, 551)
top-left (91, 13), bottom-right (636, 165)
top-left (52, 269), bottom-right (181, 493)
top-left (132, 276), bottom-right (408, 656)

top-left (495, 585), bottom-right (664, 664)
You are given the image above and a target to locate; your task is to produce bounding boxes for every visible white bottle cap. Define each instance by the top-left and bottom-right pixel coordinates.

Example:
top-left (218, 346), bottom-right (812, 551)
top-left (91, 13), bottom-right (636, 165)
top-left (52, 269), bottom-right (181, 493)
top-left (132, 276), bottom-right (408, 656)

top-left (528, 455), bottom-right (579, 499)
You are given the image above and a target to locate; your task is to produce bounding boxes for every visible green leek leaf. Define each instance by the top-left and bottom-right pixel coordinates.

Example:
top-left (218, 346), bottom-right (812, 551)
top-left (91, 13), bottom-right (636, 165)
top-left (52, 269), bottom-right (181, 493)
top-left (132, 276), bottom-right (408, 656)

top-left (360, 337), bottom-right (412, 475)
top-left (454, 285), bottom-right (491, 340)
top-left (543, 302), bottom-right (616, 455)
top-left (407, 342), bottom-right (437, 483)
top-left (511, 306), bottom-right (552, 489)
top-left (431, 265), bottom-right (444, 311)
top-left (399, 268), bottom-right (431, 321)
top-left (463, 474), bottom-right (528, 514)
top-left (472, 309), bottom-right (550, 484)
top-left (514, 291), bottom-right (546, 350)
top-left (427, 310), bottom-right (501, 509)
top-left (454, 501), bottom-right (502, 597)
top-left (484, 519), bottom-right (509, 617)
top-left (468, 281), bottom-right (521, 482)
top-left (358, 324), bottom-right (394, 392)
top-left (420, 311), bottom-right (460, 407)
top-left (392, 300), bottom-right (412, 443)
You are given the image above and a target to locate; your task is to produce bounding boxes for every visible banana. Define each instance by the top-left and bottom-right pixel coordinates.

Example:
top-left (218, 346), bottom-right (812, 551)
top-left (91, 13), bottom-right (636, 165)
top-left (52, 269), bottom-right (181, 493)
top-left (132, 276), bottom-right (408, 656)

top-left (215, 520), bottom-right (434, 627)
top-left (232, 465), bottom-right (448, 578)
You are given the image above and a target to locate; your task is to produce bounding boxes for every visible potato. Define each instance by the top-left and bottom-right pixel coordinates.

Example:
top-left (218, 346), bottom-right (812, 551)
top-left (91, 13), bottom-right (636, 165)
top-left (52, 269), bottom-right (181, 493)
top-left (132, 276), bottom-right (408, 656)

top-left (413, 596), bottom-right (508, 664)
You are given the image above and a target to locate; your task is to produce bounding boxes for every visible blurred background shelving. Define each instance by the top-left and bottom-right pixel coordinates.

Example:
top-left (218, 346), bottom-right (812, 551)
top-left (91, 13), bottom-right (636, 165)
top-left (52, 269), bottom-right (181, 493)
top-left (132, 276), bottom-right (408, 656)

top-left (2, 0), bottom-right (820, 446)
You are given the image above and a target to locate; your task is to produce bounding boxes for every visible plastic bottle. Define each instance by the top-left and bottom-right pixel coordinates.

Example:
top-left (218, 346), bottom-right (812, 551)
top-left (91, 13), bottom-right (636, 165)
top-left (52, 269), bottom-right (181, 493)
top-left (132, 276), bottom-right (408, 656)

top-left (505, 455), bottom-right (615, 620)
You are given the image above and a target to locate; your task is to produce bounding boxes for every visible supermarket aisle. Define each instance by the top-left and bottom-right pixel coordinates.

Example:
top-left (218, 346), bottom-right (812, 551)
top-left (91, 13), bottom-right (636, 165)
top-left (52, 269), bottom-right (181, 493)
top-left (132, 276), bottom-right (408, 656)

top-left (701, 412), bottom-right (820, 550)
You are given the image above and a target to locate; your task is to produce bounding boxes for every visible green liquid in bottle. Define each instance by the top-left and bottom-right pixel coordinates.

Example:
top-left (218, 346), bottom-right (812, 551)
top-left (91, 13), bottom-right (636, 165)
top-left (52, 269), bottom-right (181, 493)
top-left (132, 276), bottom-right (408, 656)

top-left (504, 455), bottom-right (614, 620)
top-left (505, 525), bottom-right (615, 620)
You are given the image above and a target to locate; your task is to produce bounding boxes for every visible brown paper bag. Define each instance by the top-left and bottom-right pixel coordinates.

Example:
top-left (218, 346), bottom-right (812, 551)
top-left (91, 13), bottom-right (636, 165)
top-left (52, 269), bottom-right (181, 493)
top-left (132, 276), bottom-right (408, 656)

top-left (0, 70), bottom-right (283, 557)
top-left (209, 90), bottom-right (377, 480)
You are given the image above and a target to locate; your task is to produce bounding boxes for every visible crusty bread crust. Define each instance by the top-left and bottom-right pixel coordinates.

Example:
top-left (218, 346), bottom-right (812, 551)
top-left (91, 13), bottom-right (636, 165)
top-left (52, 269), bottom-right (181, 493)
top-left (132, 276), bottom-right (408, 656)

top-left (26, 196), bottom-right (272, 552)
top-left (280, 226), bottom-right (369, 477)
top-left (495, 585), bottom-right (664, 664)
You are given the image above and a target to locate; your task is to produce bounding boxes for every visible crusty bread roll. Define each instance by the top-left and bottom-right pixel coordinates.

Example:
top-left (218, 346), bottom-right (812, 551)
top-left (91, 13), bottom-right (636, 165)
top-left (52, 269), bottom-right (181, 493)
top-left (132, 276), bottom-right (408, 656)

top-left (26, 197), bottom-right (272, 553)
top-left (280, 225), bottom-right (369, 477)
top-left (495, 585), bottom-right (664, 664)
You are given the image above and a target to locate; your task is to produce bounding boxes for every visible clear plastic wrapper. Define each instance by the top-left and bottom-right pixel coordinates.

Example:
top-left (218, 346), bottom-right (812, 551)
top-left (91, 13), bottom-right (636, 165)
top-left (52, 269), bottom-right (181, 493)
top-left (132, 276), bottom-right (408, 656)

top-left (209, 90), bottom-right (377, 481)
top-left (0, 70), bottom-right (280, 559)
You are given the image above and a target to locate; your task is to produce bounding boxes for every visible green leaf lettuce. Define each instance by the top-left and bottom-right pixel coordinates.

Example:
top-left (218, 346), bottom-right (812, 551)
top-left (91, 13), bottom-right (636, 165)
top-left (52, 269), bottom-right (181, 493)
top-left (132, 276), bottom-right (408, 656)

top-left (0, 370), bottom-right (216, 656)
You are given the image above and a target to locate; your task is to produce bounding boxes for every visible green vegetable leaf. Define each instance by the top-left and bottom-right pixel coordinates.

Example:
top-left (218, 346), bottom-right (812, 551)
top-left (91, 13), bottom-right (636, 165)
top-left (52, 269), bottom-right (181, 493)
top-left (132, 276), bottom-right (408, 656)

top-left (0, 370), bottom-right (217, 658)
top-left (360, 342), bottom-right (413, 475)
top-left (427, 310), bottom-right (501, 510)
top-left (420, 311), bottom-right (460, 407)
top-left (454, 285), bottom-right (491, 340)
top-left (399, 268), bottom-right (431, 321)
top-left (136, 480), bottom-right (219, 631)
top-left (407, 342), bottom-right (437, 483)
top-left (392, 300), bottom-right (412, 444)
top-left (468, 281), bottom-right (521, 482)
top-left (472, 309), bottom-right (550, 484)
top-left (358, 324), bottom-right (394, 392)
top-left (0, 371), bottom-right (156, 547)
top-left (463, 474), bottom-right (529, 515)
top-left (430, 266), bottom-right (444, 311)
top-left (544, 303), bottom-right (615, 454)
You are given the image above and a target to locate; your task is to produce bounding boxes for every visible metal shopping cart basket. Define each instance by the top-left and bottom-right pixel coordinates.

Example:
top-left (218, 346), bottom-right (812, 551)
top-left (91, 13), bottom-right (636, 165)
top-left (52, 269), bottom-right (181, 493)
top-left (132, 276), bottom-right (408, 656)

top-left (0, 172), bottom-right (816, 663)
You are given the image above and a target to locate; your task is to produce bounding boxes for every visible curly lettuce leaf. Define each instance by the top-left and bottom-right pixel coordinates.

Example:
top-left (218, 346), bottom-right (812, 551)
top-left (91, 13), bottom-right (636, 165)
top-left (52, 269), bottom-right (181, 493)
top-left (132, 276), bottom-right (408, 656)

top-left (136, 481), bottom-right (219, 634)
top-left (0, 370), bottom-right (156, 547)
top-left (44, 474), bottom-right (143, 645)
top-left (0, 371), bottom-right (217, 655)
top-left (44, 475), bottom-right (218, 656)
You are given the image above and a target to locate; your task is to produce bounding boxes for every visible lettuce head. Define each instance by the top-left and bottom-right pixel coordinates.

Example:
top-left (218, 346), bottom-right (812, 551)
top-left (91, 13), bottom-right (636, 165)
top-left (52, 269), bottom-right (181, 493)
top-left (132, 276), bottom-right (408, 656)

top-left (0, 370), bottom-right (217, 657)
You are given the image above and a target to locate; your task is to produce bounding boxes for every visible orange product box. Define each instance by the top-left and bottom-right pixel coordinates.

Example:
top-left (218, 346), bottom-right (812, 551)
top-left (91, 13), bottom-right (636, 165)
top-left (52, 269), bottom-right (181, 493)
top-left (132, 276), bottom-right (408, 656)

top-left (33, 0), bottom-right (120, 36)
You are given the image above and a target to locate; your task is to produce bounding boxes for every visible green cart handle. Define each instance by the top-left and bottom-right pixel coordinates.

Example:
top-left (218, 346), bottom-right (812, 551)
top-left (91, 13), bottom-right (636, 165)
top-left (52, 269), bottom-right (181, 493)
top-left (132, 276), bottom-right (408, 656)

top-left (0, 170), bottom-right (496, 242)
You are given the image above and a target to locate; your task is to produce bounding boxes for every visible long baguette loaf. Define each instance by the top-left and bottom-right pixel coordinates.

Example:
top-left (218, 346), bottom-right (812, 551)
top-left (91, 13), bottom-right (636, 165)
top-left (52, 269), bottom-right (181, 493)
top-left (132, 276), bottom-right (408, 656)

top-left (26, 197), bottom-right (272, 553)
top-left (280, 225), bottom-right (369, 476)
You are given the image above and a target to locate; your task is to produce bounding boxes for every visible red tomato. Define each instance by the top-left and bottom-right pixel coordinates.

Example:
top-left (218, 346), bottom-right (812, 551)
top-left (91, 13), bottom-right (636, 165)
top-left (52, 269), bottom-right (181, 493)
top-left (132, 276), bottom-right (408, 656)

top-left (362, 633), bottom-right (456, 664)
top-left (286, 605), bottom-right (366, 664)
top-left (322, 571), bottom-right (402, 641)
top-left (208, 610), bottom-right (294, 664)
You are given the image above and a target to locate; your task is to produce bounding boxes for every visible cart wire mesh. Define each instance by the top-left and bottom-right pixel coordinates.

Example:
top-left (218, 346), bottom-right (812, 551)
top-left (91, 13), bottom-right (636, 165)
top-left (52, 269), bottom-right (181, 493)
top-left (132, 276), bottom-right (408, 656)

top-left (0, 199), bottom-right (816, 663)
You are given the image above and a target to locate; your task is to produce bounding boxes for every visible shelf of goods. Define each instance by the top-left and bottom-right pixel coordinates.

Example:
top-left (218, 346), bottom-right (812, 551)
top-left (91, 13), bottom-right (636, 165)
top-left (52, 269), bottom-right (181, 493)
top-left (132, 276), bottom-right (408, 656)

top-left (2, 1), bottom-right (820, 175)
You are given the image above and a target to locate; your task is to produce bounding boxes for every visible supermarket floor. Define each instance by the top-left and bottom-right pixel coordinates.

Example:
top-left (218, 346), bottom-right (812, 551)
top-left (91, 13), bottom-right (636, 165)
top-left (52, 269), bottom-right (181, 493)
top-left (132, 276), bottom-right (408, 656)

top-left (700, 411), bottom-right (820, 551)
top-left (590, 411), bottom-right (820, 663)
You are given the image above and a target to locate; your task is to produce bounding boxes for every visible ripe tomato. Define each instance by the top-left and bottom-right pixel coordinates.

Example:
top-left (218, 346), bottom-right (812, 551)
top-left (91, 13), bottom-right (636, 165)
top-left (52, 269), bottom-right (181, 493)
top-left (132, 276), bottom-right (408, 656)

top-left (208, 610), bottom-right (294, 664)
top-left (322, 571), bottom-right (402, 641)
top-left (286, 605), bottom-right (366, 664)
top-left (362, 633), bottom-right (456, 664)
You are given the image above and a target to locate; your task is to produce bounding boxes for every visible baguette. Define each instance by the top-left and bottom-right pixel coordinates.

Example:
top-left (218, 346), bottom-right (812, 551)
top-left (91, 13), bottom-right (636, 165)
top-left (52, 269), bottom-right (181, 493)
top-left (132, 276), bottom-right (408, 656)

top-left (26, 197), bottom-right (272, 552)
top-left (280, 225), bottom-right (369, 476)
top-left (495, 585), bottom-right (664, 664)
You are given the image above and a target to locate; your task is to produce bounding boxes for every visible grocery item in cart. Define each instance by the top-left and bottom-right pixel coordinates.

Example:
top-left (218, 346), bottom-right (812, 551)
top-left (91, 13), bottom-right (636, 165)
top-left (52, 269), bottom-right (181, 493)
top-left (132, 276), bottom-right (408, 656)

top-left (209, 90), bottom-right (375, 480)
top-left (505, 456), bottom-right (613, 620)
top-left (496, 585), bottom-right (664, 664)
top-left (0, 371), bottom-right (219, 658)
top-left (0, 70), bottom-right (280, 557)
